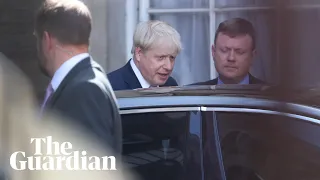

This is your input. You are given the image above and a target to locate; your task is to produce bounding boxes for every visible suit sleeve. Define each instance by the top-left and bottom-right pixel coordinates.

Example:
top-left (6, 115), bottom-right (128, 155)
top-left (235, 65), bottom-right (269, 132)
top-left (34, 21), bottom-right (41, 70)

top-left (55, 82), bottom-right (122, 153)
top-left (169, 77), bottom-right (179, 86)
top-left (172, 78), bottom-right (178, 86)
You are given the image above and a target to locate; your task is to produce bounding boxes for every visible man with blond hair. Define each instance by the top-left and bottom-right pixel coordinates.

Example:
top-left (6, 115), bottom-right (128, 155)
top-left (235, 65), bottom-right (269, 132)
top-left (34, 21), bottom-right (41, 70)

top-left (107, 20), bottom-right (182, 90)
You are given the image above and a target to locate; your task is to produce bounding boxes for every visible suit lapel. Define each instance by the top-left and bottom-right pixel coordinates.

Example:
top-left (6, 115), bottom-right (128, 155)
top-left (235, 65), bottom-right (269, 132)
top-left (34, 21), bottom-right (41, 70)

top-left (161, 79), bottom-right (171, 87)
top-left (123, 60), bottom-right (142, 89)
top-left (216, 74), bottom-right (260, 85)
top-left (211, 78), bottom-right (218, 85)
top-left (46, 57), bottom-right (92, 108)
top-left (249, 73), bottom-right (262, 84)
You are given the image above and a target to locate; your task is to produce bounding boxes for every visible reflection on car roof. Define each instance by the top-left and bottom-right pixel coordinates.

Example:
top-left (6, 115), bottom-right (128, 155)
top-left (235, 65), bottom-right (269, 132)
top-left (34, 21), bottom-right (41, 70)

top-left (115, 85), bottom-right (272, 98)
top-left (114, 85), bottom-right (320, 108)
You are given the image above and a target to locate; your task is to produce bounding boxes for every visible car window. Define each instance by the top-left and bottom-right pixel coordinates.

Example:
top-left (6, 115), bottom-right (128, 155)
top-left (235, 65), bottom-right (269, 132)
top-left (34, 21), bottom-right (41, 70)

top-left (121, 110), bottom-right (203, 180)
top-left (204, 111), bottom-right (320, 180)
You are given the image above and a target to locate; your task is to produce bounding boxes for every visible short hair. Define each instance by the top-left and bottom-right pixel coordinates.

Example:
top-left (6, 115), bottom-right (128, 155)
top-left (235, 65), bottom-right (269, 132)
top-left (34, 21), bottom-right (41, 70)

top-left (34, 0), bottom-right (92, 45)
top-left (131, 20), bottom-right (182, 54)
top-left (214, 18), bottom-right (256, 50)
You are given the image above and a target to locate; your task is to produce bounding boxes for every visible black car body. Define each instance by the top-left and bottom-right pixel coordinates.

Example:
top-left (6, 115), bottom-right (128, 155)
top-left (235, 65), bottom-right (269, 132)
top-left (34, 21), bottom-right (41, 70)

top-left (115, 85), bottom-right (320, 180)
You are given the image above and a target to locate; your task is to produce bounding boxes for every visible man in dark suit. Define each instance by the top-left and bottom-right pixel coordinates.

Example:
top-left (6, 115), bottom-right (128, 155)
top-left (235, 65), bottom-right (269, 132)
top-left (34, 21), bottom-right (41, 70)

top-left (193, 18), bottom-right (264, 85)
top-left (108, 20), bottom-right (181, 90)
top-left (0, 53), bottom-right (135, 180)
top-left (194, 74), bottom-right (263, 85)
top-left (34, 0), bottom-right (121, 153)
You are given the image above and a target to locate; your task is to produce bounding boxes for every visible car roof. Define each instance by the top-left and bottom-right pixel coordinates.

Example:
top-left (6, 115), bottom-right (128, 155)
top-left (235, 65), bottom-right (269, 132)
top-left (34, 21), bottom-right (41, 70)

top-left (115, 85), bottom-right (270, 98)
top-left (114, 85), bottom-right (320, 109)
top-left (114, 85), bottom-right (320, 120)
top-left (115, 85), bottom-right (318, 99)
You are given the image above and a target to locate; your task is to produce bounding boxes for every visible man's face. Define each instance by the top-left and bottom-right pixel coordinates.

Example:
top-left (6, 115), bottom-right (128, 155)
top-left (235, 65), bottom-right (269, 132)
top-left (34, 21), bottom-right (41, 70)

top-left (135, 41), bottom-right (178, 86)
top-left (213, 33), bottom-right (255, 83)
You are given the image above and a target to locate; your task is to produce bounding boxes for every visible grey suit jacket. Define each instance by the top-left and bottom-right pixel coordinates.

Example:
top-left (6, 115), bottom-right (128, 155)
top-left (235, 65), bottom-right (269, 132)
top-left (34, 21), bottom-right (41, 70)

top-left (0, 53), bottom-right (136, 180)
top-left (43, 57), bottom-right (122, 154)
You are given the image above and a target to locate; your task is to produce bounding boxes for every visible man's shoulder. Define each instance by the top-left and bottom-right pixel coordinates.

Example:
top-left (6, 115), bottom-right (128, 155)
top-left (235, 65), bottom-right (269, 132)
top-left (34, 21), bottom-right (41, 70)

top-left (64, 66), bottom-right (110, 95)
top-left (165, 76), bottom-right (178, 86)
top-left (107, 67), bottom-right (122, 78)
top-left (190, 78), bottom-right (218, 86)
top-left (64, 80), bottom-right (104, 96)
top-left (249, 74), bottom-right (265, 84)
top-left (107, 63), bottom-right (128, 79)
top-left (106, 64), bottom-right (130, 90)
top-left (73, 64), bottom-right (108, 87)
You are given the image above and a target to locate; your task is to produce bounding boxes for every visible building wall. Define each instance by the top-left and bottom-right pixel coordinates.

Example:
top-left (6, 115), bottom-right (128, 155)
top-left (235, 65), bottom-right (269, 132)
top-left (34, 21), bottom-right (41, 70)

top-left (0, 0), bottom-right (127, 101)
top-left (84, 0), bottom-right (128, 72)
top-left (106, 0), bottom-right (127, 73)
top-left (82, 0), bottom-right (108, 70)
top-left (0, 0), bottom-right (47, 101)
top-left (83, 0), bottom-right (128, 73)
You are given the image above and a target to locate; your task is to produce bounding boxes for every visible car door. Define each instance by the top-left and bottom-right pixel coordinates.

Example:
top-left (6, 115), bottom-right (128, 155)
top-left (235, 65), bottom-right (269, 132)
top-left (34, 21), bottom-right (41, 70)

top-left (120, 107), bottom-right (204, 180)
top-left (203, 107), bottom-right (320, 180)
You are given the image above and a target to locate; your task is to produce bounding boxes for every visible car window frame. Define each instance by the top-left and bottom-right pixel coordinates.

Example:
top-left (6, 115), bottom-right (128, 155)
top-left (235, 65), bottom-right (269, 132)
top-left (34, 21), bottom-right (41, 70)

top-left (202, 107), bottom-right (320, 180)
top-left (118, 96), bottom-right (320, 180)
top-left (118, 96), bottom-right (320, 119)
top-left (120, 106), bottom-right (206, 180)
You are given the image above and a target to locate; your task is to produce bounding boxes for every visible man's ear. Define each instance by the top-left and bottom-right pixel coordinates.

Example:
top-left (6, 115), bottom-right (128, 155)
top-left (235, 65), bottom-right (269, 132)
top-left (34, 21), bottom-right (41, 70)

top-left (252, 49), bottom-right (257, 57)
top-left (43, 31), bottom-right (53, 50)
top-left (135, 47), bottom-right (142, 62)
top-left (211, 44), bottom-right (216, 61)
top-left (250, 49), bottom-right (257, 64)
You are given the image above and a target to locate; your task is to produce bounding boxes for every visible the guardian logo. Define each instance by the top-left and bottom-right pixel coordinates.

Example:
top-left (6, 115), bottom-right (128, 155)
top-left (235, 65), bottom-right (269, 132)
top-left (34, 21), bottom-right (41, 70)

top-left (10, 136), bottom-right (117, 171)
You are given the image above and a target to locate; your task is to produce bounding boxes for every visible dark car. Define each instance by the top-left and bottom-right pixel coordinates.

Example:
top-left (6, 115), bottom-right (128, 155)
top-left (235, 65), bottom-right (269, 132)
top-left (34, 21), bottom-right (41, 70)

top-left (115, 85), bottom-right (320, 180)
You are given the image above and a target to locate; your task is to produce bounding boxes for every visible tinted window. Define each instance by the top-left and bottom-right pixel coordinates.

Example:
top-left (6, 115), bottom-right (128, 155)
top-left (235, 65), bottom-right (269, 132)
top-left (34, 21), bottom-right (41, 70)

top-left (121, 110), bottom-right (203, 180)
top-left (205, 111), bottom-right (320, 180)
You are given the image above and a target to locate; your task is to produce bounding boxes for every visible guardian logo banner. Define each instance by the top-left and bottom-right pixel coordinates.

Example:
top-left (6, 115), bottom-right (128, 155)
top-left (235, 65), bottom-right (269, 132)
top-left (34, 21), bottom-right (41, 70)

top-left (10, 136), bottom-right (117, 171)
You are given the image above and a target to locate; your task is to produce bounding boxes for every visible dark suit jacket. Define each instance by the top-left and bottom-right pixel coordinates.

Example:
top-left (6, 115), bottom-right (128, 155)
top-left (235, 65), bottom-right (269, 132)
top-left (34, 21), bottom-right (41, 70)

top-left (191, 74), bottom-right (264, 85)
top-left (107, 60), bottom-right (178, 90)
top-left (43, 57), bottom-right (122, 153)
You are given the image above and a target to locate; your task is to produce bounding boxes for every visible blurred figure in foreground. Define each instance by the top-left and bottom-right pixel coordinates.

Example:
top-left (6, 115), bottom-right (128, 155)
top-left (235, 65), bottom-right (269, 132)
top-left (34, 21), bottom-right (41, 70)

top-left (34, 0), bottom-right (121, 152)
top-left (107, 20), bottom-right (182, 90)
top-left (193, 18), bottom-right (264, 85)
top-left (0, 52), bottom-right (137, 180)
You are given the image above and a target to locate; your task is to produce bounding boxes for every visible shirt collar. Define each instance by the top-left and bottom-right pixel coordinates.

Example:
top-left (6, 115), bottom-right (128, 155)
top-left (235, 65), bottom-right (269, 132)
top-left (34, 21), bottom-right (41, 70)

top-left (51, 53), bottom-right (89, 91)
top-left (217, 74), bottom-right (250, 85)
top-left (130, 59), bottom-right (151, 88)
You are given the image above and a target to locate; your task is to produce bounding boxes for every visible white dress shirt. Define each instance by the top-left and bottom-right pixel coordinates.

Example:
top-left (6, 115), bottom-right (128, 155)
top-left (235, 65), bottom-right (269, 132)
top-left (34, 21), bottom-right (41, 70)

top-left (51, 53), bottom-right (90, 91)
top-left (130, 59), bottom-right (151, 88)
